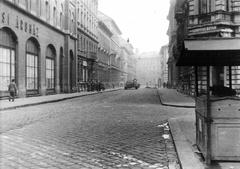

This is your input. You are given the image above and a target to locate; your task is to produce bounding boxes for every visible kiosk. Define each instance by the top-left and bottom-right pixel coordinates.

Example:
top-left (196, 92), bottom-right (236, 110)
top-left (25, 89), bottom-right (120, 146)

top-left (177, 38), bottom-right (240, 163)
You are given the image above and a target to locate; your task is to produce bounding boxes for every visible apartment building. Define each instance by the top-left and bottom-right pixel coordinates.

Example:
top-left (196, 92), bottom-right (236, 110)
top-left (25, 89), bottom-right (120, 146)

top-left (136, 52), bottom-right (161, 87)
top-left (168, 0), bottom-right (240, 95)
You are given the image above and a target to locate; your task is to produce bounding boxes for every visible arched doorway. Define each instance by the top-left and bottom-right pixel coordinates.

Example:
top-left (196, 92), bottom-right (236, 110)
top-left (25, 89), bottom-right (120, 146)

top-left (0, 27), bottom-right (17, 96)
top-left (26, 37), bottom-right (40, 96)
top-left (46, 45), bottom-right (56, 94)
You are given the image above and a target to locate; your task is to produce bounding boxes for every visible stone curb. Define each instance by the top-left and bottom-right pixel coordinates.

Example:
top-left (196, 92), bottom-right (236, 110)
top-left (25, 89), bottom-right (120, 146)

top-left (168, 119), bottom-right (204, 169)
top-left (0, 88), bottom-right (121, 111)
top-left (157, 89), bottom-right (195, 108)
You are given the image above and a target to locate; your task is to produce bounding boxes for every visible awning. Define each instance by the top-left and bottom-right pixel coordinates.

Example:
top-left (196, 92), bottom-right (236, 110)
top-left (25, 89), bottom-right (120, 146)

top-left (176, 38), bottom-right (240, 66)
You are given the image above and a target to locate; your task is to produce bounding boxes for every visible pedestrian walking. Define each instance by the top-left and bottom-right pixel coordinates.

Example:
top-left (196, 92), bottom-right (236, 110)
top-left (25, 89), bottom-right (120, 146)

top-left (8, 79), bottom-right (18, 102)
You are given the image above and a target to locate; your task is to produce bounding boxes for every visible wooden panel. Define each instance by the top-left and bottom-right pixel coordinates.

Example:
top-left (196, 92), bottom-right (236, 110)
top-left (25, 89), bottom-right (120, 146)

top-left (212, 122), bottom-right (240, 160)
top-left (211, 99), bottom-right (240, 118)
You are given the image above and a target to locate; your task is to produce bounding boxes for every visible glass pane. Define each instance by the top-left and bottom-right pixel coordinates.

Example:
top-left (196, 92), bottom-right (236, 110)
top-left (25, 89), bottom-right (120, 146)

top-left (2, 49), bottom-right (7, 63)
top-left (51, 79), bottom-right (54, 88)
top-left (31, 67), bottom-right (35, 77)
top-left (6, 49), bottom-right (10, 63)
top-left (35, 68), bottom-right (38, 78)
top-left (0, 48), bottom-right (2, 62)
top-left (0, 63), bottom-right (2, 76)
top-left (11, 64), bottom-right (15, 77)
top-left (51, 60), bottom-right (54, 70)
top-left (51, 70), bottom-right (54, 79)
top-left (27, 78), bottom-right (31, 89)
top-left (0, 77), bottom-right (3, 90)
top-left (11, 50), bottom-right (15, 65)
top-left (29, 55), bottom-right (32, 66)
top-left (46, 78), bottom-right (50, 88)
top-left (35, 56), bottom-right (38, 66)
top-left (27, 54), bottom-right (30, 66)
top-left (46, 69), bottom-right (49, 78)
top-left (7, 64), bottom-right (10, 76)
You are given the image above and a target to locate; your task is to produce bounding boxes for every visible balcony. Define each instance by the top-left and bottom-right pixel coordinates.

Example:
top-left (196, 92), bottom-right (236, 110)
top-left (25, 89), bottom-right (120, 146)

top-left (189, 11), bottom-right (233, 26)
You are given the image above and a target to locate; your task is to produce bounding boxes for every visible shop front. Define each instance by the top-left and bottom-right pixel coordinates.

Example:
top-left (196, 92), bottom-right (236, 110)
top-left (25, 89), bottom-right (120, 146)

top-left (177, 38), bottom-right (240, 163)
top-left (0, 2), bottom-right (71, 98)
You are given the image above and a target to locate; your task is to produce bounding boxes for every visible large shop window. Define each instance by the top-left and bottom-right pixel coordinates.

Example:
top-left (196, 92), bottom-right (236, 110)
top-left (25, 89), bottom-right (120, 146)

top-left (46, 58), bottom-right (54, 89)
top-left (0, 48), bottom-right (15, 91)
top-left (0, 28), bottom-right (16, 91)
top-left (46, 45), bottom-right (56, 90)
top-left (26, 54), bottom-right (38, 90)
top-left (26, 38), bottom-right (39, 92)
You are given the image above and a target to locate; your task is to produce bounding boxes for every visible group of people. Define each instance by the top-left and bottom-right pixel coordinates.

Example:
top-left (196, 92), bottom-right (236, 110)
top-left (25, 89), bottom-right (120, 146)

top-left (87, 80), bottom-right (106, 92)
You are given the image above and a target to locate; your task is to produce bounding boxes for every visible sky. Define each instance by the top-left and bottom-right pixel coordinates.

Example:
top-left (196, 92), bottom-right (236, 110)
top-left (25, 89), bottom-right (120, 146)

top-left (98, 0), bottom-right (170, 53)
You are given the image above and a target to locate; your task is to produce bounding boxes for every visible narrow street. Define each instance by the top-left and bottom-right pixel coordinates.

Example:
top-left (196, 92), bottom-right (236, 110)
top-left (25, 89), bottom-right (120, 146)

top-left (0, 88), bottom-right (193, 169)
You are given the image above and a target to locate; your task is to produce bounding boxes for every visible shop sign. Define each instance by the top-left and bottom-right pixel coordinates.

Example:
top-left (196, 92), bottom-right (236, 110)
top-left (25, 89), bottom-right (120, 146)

top-left (189, 26), bottom-right (217, 34)
top-left (1, 12), bottom-right (39, 37)
top-left (83, 61), bottom-right (87, 66)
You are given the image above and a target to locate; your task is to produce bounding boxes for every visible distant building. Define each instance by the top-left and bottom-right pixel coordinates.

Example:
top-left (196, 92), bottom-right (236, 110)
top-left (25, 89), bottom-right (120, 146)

top-left (159, 45), bottom-right (169, 86)
top-left (136, 52), bottom-right (161, 87)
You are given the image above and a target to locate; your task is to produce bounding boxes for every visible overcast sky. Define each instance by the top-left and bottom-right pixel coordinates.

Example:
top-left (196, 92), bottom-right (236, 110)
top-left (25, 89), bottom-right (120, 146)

top-left (98, 0), bottom-right (170, 53)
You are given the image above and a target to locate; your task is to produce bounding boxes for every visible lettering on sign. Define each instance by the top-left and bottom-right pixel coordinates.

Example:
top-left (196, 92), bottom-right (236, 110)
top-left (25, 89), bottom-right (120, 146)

top-left (1, 11), bottom-right (38, 37)
top-left (16, 16), bottom-right (38, 37)
top-left (189, 26), bottom-right (217, 34)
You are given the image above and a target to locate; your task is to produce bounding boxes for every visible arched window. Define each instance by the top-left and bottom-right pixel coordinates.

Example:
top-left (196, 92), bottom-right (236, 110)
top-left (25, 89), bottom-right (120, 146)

top-left (60, 4), bottom-right (63, 29)
top-left (46, 1), bottom-right (50, 21)
top-left (26, 38), bottom-right (39, 93)
top-left (72, 12), bottom-right (75, 33)
top-left (53, 7), bottom-right (56, 26)
top-left (0, 28), bottom-right (17, 91)
top-left (46, 45), bottom-right (56, 90)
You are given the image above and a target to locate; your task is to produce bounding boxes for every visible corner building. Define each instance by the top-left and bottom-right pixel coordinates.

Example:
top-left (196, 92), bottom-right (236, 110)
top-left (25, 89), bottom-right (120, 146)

top-left (168, 0), bottom-right (240, 95)
top-left (0, 0), bottom-right (77, 98)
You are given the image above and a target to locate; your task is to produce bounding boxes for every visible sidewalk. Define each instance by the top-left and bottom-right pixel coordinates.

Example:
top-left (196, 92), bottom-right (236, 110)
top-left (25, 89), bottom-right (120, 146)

top-left (0, 88), bottom-right (121, 111)
top-left (158, 88), bottom-right (240, 169)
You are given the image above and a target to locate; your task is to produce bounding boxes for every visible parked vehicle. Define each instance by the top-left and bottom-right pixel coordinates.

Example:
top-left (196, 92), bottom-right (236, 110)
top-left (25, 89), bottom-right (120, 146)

top-left (124, 80), bottom-right (140, 90)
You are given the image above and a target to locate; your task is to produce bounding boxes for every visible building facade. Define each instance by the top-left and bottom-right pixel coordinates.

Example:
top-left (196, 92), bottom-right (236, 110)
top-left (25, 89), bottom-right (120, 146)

top-left (76, 0), bottom-right (98, 85)
top-left (97, 20), bottom-right (112, 85)
top-left (0, 0), bottom-right (137, 99)
top-left (136, 52), bottom-right (161, 87)
top-left (168, 0), bottom-right (240, 95)
top-left (159, 44), bottom-right (169, 87)
top-left (0, 0), bottom-right (77, 98)
top-left (98, 11), bottom-right (136, 87)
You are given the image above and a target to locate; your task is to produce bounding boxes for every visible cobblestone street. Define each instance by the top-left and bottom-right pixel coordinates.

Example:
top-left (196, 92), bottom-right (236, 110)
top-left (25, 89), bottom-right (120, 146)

top-left (0, 88), bottom-right (192, 169)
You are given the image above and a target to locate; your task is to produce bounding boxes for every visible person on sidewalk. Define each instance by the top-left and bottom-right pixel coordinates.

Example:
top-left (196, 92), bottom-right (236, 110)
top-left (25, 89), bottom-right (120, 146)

top-left (8, 79), bottom-right (18, 102)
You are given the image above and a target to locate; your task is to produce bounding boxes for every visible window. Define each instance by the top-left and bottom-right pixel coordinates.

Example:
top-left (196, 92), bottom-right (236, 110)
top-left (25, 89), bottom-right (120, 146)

top-left (26, 54), bottom-right (38, 90)
top-left (0, 48), bottom-right (15, 91)
top-left (224, 0), bottom-right (230, 11)
top-left (53, 7), bottom-right (56, 26)
top-left (26, 38), bottom-right (39, 92)
top-left (199, 0), bottom-right (211, 14)
top-left (46, 1), bottom-right (50, 21)
top-left (46, 45), bottom-right (55, 90)
top-left (46, 58), bottom-right (54, 89)
top-left (0, 28), bottom-right (16, 91)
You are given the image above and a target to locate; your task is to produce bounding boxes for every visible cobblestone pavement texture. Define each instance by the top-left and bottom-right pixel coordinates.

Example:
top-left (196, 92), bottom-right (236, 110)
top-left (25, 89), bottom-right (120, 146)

top-left (0, 88), bottom-right (193, 169)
